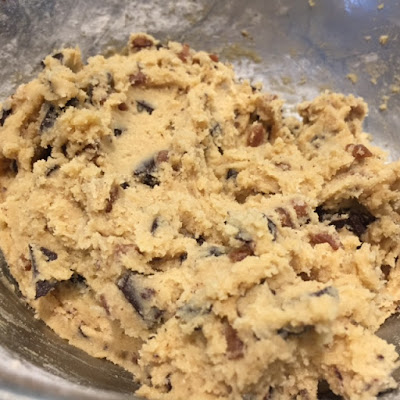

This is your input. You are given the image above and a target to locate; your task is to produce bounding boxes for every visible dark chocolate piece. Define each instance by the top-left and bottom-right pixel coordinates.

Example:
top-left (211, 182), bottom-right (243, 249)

top-left (40, 104), bottom-right (59, 131)
top-left (35, 280), bottom-right (57, 299)
top-left (223, 318), bottom-right (244, 359)
top-left (136, 100), bottom-right (154, 115)
top-left (40, 247), bottom-right (58, 261)
top-left (151, 217), bottom-right (159, 234)
top-left (226, 169), bottom-right (238, 180)
top-left (134, 157), bottom-right (160, 188)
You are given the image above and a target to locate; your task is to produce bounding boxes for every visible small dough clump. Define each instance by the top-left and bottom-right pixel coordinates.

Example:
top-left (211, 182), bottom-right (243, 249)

top-left (0, 33), bottom-right (400, 400)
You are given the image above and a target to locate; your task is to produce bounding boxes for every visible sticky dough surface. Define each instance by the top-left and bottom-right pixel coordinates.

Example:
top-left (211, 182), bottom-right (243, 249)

top-left (1, 33), bottom-right (400, 400)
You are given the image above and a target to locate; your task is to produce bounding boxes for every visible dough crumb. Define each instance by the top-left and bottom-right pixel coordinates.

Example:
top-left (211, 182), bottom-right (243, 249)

top-left (346, 73), bottom-right (358, 84)
top-left (379, 35), bottom-right (389, 45)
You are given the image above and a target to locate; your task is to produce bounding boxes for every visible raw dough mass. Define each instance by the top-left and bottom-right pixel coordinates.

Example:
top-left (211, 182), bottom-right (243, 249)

top-left (0, 33), bottom-right (400, 400)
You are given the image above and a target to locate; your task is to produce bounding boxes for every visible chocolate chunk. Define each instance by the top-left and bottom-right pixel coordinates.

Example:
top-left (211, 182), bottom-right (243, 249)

top-left (107, 72), bottom-right (115, 91)
top-left (180, 252), bottom-right (188, 262)
top-left (277, 324), bottom-right (313, 339)
top-left (346, 144), bottom-right (373, 160)
top-left (35, 280), bottom-right (57, 299)
top-left (120, 182), bottom-right (130, 189)
top-left (131, 36), bottom-right (154, 49)
top-left (381, 264), bottom-right (391, 280)
top-left (223, 318), bottom-right (244, 359)
top-left (276, 207), bottom-right (294, 228)
top-left (209, 53), bottom-right (219, 62)
top-left (105, 185), bottom-right (119, 213)
top-left (134, 157), bottom-right (160, 188)
top-left (293, 201), bottom-right (308, 218)
top-left (226, 169), bottom-right (238, 180)
top-left (100, 294), bottom-right (111, 315)
top-left (165, 374), bottom-right (173, 392)
top-left (151, 217), bottom-right (159, 234)
top-left (196, 235), bottom-right (206, 245)
top-left (178, 44), bottom-right (190, 62)
top-left (264, 216), bottom-right (277, 241)
top-left (85, 84), bottom-right (94, 104)
top-left (40, 247), bottom-right (58, 261)
top-left (114, 128), bottom-right (122, 137)
top-left (136, 100), bottom-right (154, 115)
top-left (310, 286), bottom-right (337, 297)
top-left (129, 71), bottom-right (147, 86)
top-left (40, 104), bottom-right (59, 131)
top-left (316, 202), bottom-right (376, 239)
top-left (247, 123), bottom-right (266, 147)
top-left (309, 232), bottom-right (340, 250)
top-left (210, 123), bottom-right (222, 137)
top-left (0, 108), bottom-right (12, 126)
top-left (118, 102), bottom-right (129, 111)
top-left (208, 246), bottom-right (225, 257)
top-left (65, 97), bottom-right (79, 108)
top-left (10, 160), bottom-right (18, 174)
top-left (117, 271), bottom-right (163, 328)
top-left (28, 244), bottom-right (38, 275)
top-left (156, 150), bottom-right (169, 164)
top-left (78, 325), bottom-right (89, 339)
top-left (229, 244), bottom-right (254, 262)
top-left (45, 165), bottom-right (60, 177)
top-left (52, 52), bottom-right (64, 62)
top-left (69, 273), bottom-right (86, 286)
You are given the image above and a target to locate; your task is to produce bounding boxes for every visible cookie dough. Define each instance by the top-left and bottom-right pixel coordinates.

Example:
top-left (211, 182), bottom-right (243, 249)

top-left (0, 33), bottom-right (400, 400)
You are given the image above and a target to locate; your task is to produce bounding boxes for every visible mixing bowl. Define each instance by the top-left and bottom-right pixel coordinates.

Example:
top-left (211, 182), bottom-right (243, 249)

top-left (1, 1), bottom-right (400, 399)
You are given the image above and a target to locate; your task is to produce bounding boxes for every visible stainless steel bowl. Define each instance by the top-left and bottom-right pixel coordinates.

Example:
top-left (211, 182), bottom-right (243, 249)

top-left (1, 1), bottom-right (400, 398)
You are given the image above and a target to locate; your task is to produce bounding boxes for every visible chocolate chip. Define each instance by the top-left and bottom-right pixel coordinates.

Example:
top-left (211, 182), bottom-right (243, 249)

top-left (178, 44), bottom-right (190, 62)
top-left (208, 246), bottom-right (225, 257)
top-left (85, 84), bottom-right (94, 104)
top-left (136, 100), bottom-right (154, 115)
top-left (265, 216), bottom-right (277, 241)
top-left (99, 294), bottom-right (111, 315)
top-left (105, 185), bottom-right (119, 213)
top-left (247, 123), bottom-right (266, 147)
top-left (156, 150), bottom-right (169, 164)
top-left (78, 325), bottom-right (89, 339)
top-left (180, 252), bottom-right (188, 262)
top-left (165, 374), bottom-right (173, 392)
top-left (52, 52), bottom-right (64, 62)
top-left (118, 102), bottom-right (129, 111)
top-left (277, 324), bottom-right (313, 339)
top-left (0, 108), bottom-right (12, 127)
top-left (196, 235), bottom-right (206, 245)
top-left (69, 273), bottom-right (86, 286)
top-left (293, 201), bottom-right (308, 218)
top-left (32, 146), bottom-right (52, 166)
top-left (65, 97), bottom-right (79, 108)
top-left (28, 244), bottom-right (38, 275)
top-left (10, 160), bottom-right (18, 174)
top-left (346, 144), bottom-right (373, 160)
top-left (35, 280), bottom-right (57, 299)
top-left (226, 169), bottom-right (238, 180)
top-left (210, 123), bottom-right (222, 137)
top-left (107, 72), bottom-right (115, 91)
top-left (223, 318), bottom-right (244, 359)
top-left (40, 247), bottom-right (58, 261)
top-left (40, 104), bottom-right (59, 131)
top-left (131, 36), bottom-right (154, 49)
top-left (381, 264), bottom-right (391, 280)
top-left (229, 244), bottom-right (254, 262)
top-left (134, 157), bottom-right (160, 188)
top-left (276, 207), bottom-right (294, 228)
top-left (310, 286), bottom-right (337, 297)
top-left (309, 232), bottom-right (340, 250)
top-left (129, 71), bottom-right (147, 86)
top-left (151, 217), bottom-right (159, 234)
top-left (117, 271), bottom-right (163, 328)
top-left (209, 53), bottom-right (219, 62)
top-left (120, 182), bottom-right (130, 189)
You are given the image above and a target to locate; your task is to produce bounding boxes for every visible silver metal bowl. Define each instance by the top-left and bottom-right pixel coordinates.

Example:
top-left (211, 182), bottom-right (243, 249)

top-left (1, 1), bottom-right (400, 398)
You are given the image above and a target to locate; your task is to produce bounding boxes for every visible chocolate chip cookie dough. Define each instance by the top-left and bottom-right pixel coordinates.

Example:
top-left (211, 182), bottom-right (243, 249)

top-left (1, 33), bottom-right (400, 400)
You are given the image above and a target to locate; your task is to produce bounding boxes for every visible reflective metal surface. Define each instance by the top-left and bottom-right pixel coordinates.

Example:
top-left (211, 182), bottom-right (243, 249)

top-left (1, 0), bottom-right (400, 398)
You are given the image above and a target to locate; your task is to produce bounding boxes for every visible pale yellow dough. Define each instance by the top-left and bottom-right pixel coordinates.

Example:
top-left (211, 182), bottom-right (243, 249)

top-left (0, 33), bottom-right (400, 400)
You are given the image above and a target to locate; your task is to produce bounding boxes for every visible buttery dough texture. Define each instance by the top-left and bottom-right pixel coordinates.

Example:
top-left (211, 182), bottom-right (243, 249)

top-left (1, 33), bottom-right (400, 400)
